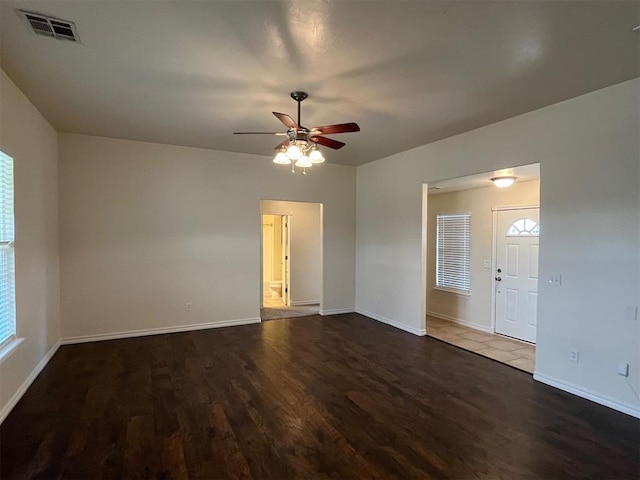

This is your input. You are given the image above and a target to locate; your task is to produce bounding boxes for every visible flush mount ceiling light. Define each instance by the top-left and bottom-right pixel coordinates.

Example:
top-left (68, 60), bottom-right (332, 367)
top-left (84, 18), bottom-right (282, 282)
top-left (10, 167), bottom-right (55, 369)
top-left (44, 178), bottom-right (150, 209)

top-left (234, 91), bottom-right (360, 174)
top-left (491, 176), bottom-right (517, 188)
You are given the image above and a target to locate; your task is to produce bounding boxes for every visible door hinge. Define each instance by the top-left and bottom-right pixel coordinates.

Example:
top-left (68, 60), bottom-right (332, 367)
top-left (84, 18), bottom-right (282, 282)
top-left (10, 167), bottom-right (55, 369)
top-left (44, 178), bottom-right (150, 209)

top-left (285, 255), bottom-right (288, 260)
top-left (285, 288), bottom-right (288, 293)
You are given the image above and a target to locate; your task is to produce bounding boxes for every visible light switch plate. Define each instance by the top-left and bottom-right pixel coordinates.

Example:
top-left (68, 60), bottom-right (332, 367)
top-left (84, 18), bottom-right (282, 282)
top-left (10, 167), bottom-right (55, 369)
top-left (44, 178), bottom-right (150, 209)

top-left (625, 306), bottom-right (638, 321)
top-left (548, 274), bottom-right (562, 286)
top-left (618, 362), bottom-right (629, 377)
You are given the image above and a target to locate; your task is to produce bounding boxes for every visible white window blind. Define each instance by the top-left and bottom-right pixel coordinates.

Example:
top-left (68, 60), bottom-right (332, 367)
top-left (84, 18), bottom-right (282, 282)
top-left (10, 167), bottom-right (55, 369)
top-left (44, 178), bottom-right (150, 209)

top-left (0, 152), bottom-right (15, 348)
top-left (436, 213), bottom-right (471, 293)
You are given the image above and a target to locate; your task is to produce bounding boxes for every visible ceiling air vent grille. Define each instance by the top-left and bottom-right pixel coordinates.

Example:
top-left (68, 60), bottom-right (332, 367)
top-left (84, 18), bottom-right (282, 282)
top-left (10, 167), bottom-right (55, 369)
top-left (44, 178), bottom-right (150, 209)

top-left (19, 10), bottom-right (79, 42)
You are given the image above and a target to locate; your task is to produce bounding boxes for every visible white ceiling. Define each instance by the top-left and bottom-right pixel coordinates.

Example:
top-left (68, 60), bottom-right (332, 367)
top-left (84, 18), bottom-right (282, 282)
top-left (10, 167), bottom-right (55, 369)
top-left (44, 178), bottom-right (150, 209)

top-left (1, 1), bottom-right (638, 166)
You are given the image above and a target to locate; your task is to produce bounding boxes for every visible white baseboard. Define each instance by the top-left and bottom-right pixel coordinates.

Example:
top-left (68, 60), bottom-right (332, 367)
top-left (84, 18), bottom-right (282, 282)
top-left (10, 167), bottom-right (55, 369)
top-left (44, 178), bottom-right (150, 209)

top-left (0, 340), bottom-right (61, 425)
top-left (533, 372), bottom-right (640, 419)
top-left (61, 317), bottom-right (261, 345)
top-left (356, 308), bottom-right (426, 336)
top-left (290, 300), bottom-right (320, 306)
top-left (427, 311), bottom-right (493, 333)
top-left (319, 308), bottom-right (354, 316)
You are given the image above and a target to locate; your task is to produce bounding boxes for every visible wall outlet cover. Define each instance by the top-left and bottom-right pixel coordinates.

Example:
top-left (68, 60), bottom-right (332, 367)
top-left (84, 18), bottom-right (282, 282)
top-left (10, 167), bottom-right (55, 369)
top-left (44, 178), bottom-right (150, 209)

top-left (569, 350), bottom-right (579, 362)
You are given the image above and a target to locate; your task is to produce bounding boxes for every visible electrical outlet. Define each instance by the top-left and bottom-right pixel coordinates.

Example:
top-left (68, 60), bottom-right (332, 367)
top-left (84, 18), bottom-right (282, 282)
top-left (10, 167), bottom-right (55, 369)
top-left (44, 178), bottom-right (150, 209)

top-left (185, 303), bottom-right (192, 312)
top-left (483, 259), bottom-right (491, 269)
top-left (618, 362), bottom-right (629, 377)
top-left (569, 350), bottom-right (579, 362)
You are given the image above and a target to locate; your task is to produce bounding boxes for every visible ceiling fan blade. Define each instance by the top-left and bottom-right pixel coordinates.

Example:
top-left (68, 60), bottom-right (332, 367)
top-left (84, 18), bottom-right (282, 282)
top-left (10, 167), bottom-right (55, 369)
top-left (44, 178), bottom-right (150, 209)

top-left (313, 122), bottom-right (360, 135)
top-left (274, 139), bottom-right (290, 150)
top-left (311, 136), bottom-right (346, 150)
top-left (273, 112), bottom-right (299, 129)
top-left (233, 132), bottom-right (287, 135)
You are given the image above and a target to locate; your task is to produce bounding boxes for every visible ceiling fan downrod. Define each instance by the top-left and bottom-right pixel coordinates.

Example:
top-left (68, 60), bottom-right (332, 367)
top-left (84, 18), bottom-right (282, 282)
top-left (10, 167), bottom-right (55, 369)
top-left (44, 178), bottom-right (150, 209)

top-left (290, 91), bottom-right (308, 128)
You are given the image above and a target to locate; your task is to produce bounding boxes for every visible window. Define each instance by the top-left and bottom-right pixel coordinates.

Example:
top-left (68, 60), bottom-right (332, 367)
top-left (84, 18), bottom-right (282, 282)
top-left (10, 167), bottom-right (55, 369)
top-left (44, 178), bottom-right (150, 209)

top-left (436, 213), bottom-right (471, 293)
top-left (507, 218), bottom-right (540, 236)
top-left (0, 152), bottom-right (15, 349)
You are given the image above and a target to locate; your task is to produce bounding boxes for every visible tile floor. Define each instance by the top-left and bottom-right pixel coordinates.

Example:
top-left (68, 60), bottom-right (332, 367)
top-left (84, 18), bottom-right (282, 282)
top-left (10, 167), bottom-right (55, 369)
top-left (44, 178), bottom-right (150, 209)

top-left (263, 297), bottom-right (286, 308)
top-left (426, 316), bottom-right (535, 373)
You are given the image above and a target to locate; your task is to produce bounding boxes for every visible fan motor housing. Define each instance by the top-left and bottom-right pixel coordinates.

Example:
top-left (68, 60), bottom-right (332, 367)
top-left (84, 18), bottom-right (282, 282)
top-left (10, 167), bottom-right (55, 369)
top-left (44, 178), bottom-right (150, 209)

top-left (290, 91), bottom-right (308, 102)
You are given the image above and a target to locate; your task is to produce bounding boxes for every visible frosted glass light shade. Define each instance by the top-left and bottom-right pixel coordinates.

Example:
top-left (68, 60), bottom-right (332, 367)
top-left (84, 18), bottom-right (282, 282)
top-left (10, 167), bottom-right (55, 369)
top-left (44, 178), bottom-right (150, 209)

top-left (309, 149), bottom-right (325, 164)
top-left (286, 144), bottom-right (302, 160)
top-left (295, 155), bottom-right (312, 168)
top-left (491, 176), bottom-right (517, 188)
top-left (273, 152), bottom-right (290, 164)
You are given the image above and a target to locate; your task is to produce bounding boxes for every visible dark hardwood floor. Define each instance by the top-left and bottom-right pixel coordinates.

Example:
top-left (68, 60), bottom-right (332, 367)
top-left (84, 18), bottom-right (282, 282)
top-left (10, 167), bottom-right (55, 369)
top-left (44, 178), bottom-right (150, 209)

top-left (1, 313), bottom-right (639, 479)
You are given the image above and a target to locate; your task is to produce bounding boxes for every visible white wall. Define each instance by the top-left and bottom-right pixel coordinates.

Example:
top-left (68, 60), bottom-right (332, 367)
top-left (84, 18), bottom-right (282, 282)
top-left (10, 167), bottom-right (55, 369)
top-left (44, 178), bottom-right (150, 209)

top-left (58, 134), bottom-right (355, 340)
top-left (356, 79), bottom-right (640, 417)
top-left (427, 181), bottom-right (540, 330)
top-left (0, 71), bottom-right (60, 421)
top-left (261, 200), bottom-right (322, 305)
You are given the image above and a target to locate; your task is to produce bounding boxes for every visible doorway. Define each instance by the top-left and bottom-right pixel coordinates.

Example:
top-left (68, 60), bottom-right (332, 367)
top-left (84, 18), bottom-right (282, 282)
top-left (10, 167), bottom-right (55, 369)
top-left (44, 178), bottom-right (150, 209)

top-left (424, 164), bottom-right (539, 373)
top-left (260, 200), bottom-right (322, 321)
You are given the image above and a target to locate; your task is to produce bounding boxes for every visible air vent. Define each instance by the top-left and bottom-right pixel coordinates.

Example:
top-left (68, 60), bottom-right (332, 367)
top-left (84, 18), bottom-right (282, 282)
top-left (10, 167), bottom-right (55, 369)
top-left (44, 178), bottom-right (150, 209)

top-left (19, 10), bottom-right (79, 42)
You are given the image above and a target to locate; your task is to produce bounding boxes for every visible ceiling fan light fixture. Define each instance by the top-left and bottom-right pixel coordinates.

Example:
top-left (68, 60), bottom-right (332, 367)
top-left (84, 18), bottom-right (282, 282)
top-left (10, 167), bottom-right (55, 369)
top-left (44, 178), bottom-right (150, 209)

top-left (309, 147), bottom-right (325, 164)
top-left (235, 91), bottom-right (360, 174)
top-left (491, 176), bottom-right (517, 188)
top-left (273, 151), bottom-right (290, 164)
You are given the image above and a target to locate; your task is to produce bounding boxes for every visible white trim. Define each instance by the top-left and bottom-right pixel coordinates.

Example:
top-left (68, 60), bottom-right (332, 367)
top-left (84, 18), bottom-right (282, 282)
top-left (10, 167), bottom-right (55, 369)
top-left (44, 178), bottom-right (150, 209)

top-left (0, 340), bottom-right (61, 424)
top-left (490, 208), bottom-right (498, 333)
top-left (534, 372), bottom-right (640, 419)
top-left (290, 300), bottom-right (320, 306)
top-left (432, 286), bottom-right (471, 296)
top-left (0, 336), bottom-right (24, 364)
top-left (356, 308), bottom-right (426, 336)
top-left (420, 184), bottom-right (429, 343)
top-left (61, 317), bottom-right (261, 345)
top-left (427, 311), bottom-right (492, 333)
top-left (319, 308), bottom-right (353, 316)
top-left (491, 204), bottom-right (540, 212)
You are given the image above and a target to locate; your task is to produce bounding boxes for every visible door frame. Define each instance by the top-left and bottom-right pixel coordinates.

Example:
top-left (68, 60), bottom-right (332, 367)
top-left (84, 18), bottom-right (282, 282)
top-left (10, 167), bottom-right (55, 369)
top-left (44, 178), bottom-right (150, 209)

top-left (490, 204), bottom-right (540, 334)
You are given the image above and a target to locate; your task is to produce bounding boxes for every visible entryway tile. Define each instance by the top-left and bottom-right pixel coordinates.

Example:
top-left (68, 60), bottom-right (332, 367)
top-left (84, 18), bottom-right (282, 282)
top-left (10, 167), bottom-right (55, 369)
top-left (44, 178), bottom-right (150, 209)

top-left (426, 315), bottom-right (535, 374)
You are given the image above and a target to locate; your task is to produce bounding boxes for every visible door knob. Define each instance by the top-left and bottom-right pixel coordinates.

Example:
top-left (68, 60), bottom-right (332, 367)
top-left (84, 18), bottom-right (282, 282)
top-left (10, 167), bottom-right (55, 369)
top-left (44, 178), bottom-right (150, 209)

top-left (495, 276), bottom-right (502, 282)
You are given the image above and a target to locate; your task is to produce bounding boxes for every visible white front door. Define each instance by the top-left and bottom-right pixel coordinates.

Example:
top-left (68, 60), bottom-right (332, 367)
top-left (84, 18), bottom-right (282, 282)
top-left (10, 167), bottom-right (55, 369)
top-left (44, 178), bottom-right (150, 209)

top-left (494, 208), bottom-right (540, 343)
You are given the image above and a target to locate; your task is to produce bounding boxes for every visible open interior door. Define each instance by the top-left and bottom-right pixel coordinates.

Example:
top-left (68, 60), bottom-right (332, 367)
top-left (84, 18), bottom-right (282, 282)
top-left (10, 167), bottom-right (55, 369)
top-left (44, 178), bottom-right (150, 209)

top-left (281, 215), bottom-right (291, 306)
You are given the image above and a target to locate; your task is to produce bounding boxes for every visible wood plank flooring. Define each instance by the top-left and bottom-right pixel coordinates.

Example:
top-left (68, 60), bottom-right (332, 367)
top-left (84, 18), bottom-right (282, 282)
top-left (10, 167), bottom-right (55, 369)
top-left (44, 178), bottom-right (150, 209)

top-left (1, 313), bottom-right (639, 479)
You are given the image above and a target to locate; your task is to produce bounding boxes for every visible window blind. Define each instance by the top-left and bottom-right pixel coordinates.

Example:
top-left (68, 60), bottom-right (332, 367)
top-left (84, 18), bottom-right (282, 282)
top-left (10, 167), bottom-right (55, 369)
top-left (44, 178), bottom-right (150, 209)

top-left (0, 152), bottom-right (15, 348)
top-left (436, 213), bottom-right (471, 293)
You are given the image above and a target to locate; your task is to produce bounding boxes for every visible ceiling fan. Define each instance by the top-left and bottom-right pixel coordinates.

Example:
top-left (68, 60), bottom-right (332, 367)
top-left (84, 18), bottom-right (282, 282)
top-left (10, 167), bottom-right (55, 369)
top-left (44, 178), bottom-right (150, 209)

top-left (234, 91), bottom-right (360, 170)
